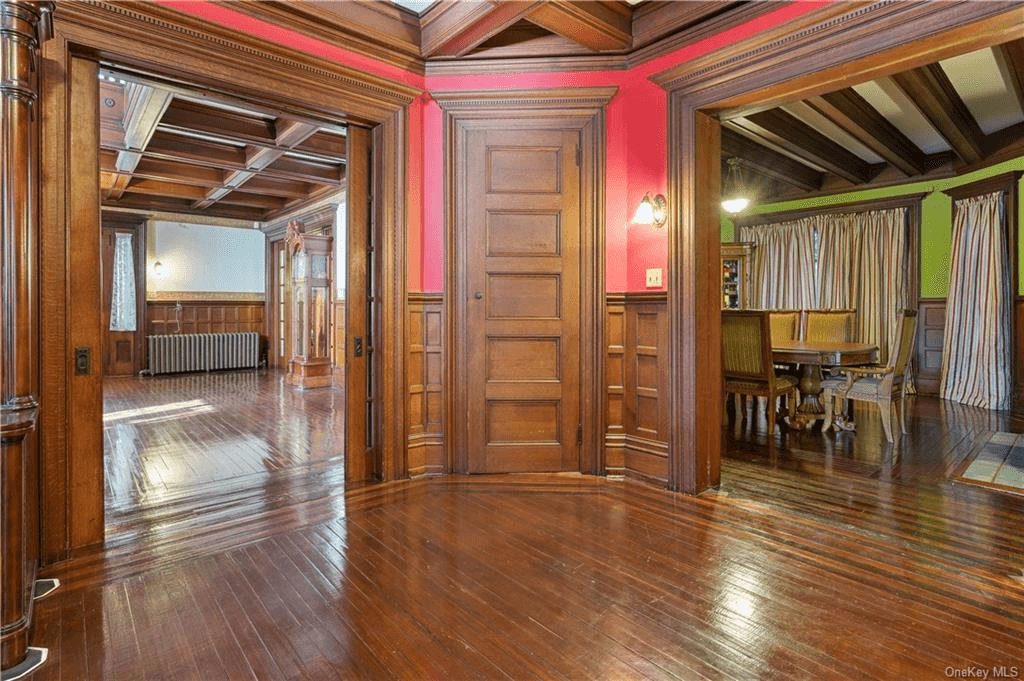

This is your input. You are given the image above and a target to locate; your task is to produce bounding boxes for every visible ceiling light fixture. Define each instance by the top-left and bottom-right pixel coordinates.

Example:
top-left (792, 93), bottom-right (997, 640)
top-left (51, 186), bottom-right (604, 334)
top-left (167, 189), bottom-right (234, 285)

top-left (632, 192), bottom-right (667, 227)
top-left (721, 157), bottom-right (750, 215)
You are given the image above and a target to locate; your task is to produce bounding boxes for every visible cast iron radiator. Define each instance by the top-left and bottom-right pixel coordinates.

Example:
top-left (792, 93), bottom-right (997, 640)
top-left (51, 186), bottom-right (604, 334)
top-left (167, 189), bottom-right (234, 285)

top-left (146, 332), bottom-right (259, 375)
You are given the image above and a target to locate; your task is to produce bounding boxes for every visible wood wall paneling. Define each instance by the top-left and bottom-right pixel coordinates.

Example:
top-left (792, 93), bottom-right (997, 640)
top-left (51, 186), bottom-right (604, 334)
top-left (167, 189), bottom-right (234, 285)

top-left (145, 300), bottom-right (266, 336)
top-left (605, 296), bottom-right (626, 476)
top-left (1017, 297), bottom-right (1024, 403)
top-left (606, 293), bottom-right (670, 486)
top-left (916, 299), bottom-right (946, 396)
top-left (407, 293), bottom-right (445, 477)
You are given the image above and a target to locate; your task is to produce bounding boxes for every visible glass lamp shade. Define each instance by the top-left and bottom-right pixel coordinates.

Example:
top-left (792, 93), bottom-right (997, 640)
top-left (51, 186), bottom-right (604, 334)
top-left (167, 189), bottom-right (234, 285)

top-left (632, 193), bottom-right (667, 226)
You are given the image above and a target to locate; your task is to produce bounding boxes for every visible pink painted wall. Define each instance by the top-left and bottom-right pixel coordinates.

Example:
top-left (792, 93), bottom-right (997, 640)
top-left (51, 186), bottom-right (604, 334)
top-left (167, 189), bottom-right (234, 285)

top-left (156, 1), bottom-right (825, 293)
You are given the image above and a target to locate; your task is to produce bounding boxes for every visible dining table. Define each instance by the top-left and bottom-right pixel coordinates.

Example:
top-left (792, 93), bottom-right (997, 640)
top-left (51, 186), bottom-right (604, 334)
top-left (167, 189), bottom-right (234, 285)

top-left (772, 340), bottom-right (879, 429)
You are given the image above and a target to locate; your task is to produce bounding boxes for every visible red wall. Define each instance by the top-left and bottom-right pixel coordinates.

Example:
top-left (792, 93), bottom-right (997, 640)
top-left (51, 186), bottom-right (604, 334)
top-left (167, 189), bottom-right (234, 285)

top-left (159, 0), bottom-right (824, 293)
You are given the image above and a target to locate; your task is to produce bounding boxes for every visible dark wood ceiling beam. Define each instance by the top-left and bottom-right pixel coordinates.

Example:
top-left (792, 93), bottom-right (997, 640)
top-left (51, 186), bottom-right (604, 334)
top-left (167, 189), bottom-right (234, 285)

top-left (997, 38), bottom-right (1024, 115)
top-left (721, 128), bottom-right (822, 192)
top-left (294, 132), bottom-right (346, 160)
top-left (890, 65), bottom-right (986, 165)
top-left (264, 156), bottom-right (344, 184)
top-left (214, 191), bottom-right (290, 211)
top-left (729, 109), bottom-right (875, 185)
top-left (524, 1), bottom-right (632, 52)
top-left (121, 179), bottom-right (211, 201)
top-left (420, 1), bottom-right (541, 57)
top-left (804, 88), bottom-right (928, 176)
top-left (159, 99), bottom-right (277, 146)
top-left (105, 194), bottom-right (268, 221)
top-left (142, 130), bottom-right (248, 168)
top-left (103, 156), bottom-right (224, 188)
top-left (228, 175), bottom-right (315, 199)
top-left (108, 83), bottom-right (173, 199)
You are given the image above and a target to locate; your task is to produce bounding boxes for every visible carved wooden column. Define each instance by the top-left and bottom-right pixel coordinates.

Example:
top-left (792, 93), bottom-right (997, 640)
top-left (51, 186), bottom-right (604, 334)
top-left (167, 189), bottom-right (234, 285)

top-left (1, 0), bottom-right (52, 673)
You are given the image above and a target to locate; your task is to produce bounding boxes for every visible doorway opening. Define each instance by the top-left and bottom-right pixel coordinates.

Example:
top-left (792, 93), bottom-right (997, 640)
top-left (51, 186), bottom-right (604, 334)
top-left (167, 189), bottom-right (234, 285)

top-left (94, 64), bottom-right (359, 544)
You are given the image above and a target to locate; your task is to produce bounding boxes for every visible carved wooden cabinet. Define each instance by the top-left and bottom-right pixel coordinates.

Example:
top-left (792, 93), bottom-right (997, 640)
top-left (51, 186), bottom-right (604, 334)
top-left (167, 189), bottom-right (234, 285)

top-left (286, 221), bottom-right (333, 389)
top-left (721, 242), bottom-right (753, 310)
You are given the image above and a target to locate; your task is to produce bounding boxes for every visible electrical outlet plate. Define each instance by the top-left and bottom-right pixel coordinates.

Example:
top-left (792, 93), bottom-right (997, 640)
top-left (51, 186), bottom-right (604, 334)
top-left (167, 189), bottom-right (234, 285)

top-left (645, 268), bottom-right (662, 288)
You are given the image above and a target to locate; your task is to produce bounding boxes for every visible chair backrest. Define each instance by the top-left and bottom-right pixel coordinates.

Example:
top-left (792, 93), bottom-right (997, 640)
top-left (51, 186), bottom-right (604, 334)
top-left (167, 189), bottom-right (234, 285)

top-left (722, 310), bottom-right (773, 381)
top-left (805, 308), bottom-right (855, 343)
top-left (768, 310), bottom-right (799, 345)
top-left (888, 308), bottom-right (918, 382)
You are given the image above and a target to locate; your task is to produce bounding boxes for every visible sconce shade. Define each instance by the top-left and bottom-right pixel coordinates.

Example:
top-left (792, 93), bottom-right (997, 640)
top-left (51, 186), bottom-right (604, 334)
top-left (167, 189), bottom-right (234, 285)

top-left (722, 157), bottom-right (750, 214)
top-left (153, 260), bottom-right (164, 277)
top-left (632, 192), bottom-right (667, 227)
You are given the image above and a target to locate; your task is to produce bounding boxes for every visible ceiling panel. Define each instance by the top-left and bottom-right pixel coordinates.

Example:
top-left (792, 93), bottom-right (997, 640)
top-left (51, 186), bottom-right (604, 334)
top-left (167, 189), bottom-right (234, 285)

top-left (941, 47), bottom-right (1024, 135)
top-left (852, 79), bottom-right (951, 155)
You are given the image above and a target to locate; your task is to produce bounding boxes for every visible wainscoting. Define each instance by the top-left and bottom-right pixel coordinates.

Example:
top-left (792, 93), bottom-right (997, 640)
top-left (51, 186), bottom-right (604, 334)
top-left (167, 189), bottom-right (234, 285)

top-left (333, 299), bottom-right (346, 382)
top-left (407, 293), bottom-right (444, 477)
top-left (916, 298), bottom-right (945, 396)
top-left (918, 297), bottom-right (1024, 402)
top-left (606, 293), bottom-right (670, 485)
top-left (147, 300), bottom-right (266, 336)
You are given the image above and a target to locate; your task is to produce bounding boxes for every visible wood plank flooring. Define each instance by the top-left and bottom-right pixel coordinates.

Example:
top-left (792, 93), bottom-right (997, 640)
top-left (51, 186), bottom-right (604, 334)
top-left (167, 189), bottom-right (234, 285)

top-left (25, 371), bottom-right (1024, 680)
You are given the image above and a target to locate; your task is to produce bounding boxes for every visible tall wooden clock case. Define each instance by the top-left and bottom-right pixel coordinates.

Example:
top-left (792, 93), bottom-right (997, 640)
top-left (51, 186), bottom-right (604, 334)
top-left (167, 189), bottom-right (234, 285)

top-left (286, 220), bottom-right (333, 389)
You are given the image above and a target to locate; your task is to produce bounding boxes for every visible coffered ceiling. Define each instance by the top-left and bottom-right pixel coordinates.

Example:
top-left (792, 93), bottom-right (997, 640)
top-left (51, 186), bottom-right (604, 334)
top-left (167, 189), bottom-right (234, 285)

top-left (99, 70), bottom-right (347, 223)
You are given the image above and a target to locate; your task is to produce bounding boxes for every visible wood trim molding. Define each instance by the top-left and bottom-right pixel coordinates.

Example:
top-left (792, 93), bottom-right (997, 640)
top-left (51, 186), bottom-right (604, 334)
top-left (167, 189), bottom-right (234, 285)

top-left (426, 54), bottom-right (626, 77)
top-left (146, 291), bottom-right (266, 303)
top-left (52, 2), bottom-right (421, 119)
top-left (38, 1), bottom-right (412, 567)
top-left (941, 170), bottom-right (1023, 201)
top-left (440, 87), bottom-right (612, 476)
top-left (432, 86), bottom-right (620, 112)
top-left (733, 193), bottom-right (928, 228)
top-left (211, 0), bottom-right (426, 76)
top-left (626, 1), bottom-right (791, 70)
top-left (262, 202), bottom-right (340, 241)
top-left (660, 1), bottom-right (1024, 494)
top-left (408, 291), bottom-right (444, 304)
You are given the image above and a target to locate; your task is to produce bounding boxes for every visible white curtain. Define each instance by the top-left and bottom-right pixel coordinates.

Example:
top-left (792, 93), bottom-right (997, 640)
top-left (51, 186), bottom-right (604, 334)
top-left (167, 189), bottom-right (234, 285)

top-left (940, 191), bottom-right (1011, 410)
top-left (816, 207), bottom-right (910, 366)
top-left (739, 217), bottom-right (817, 310)
top-left (110, 232), bottom-right (137, 332)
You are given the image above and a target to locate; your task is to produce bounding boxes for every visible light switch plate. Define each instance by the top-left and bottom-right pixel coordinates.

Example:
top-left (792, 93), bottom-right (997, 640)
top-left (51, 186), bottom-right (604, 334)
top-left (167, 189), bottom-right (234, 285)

top-left (645, 268), bottom-right (662, 288)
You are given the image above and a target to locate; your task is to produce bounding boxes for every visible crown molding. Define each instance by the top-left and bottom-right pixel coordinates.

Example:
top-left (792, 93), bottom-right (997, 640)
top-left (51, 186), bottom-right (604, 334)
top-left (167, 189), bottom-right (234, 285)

top-left (432, 86), bottom-right (619, 112)
top-left (212, 0), bottom-right (426, 76)
top-left (53, 1), bottom-right (422, 119)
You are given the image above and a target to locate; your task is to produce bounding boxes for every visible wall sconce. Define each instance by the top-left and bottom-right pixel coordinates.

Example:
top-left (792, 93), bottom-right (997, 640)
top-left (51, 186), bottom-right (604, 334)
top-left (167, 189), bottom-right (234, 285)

top-left (721, 157), bottom-right (751, 215)
top-left (153, 260), bottom-right (165, 278)
top-left (632, 192), bottom-right (667, 227)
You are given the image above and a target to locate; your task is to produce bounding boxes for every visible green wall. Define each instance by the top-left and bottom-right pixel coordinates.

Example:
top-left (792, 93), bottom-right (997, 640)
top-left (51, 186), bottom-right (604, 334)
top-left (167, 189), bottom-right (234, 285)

top-left (721, 157), bottom-right (1024, 297)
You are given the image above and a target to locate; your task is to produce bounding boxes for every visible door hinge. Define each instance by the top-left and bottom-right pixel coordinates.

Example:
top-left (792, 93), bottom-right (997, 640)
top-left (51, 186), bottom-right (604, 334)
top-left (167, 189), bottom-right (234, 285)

top-left (576, 423), bottom-right (583, 446)
top-left (575, 145), bottom-right (581, 167)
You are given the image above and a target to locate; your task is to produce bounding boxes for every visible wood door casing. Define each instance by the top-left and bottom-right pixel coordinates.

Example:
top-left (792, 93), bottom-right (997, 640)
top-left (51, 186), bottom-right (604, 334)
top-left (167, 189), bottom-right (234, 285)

top-left (466, 128), bottom-right (582, 473)
top-left (101, 222), bottom-right (145, 377)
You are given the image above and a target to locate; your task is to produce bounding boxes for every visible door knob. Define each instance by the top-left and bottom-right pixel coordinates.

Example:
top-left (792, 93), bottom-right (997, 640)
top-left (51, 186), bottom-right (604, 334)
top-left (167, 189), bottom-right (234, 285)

top-left (474, 291), bottom-right (483, 300)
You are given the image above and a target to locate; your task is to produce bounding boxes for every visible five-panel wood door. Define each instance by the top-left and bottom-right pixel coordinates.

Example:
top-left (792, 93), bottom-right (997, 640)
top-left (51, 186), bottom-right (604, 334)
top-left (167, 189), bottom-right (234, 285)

top-left (465, 128), bottom-right (582, 473)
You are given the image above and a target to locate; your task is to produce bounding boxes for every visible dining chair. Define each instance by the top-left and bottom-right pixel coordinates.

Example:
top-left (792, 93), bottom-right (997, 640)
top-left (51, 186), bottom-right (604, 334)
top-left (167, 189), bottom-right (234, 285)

top-left (804, 308), bottom-right (856, 342)
top-left (769, 310), bottom-right (800, 344)
top-left (821, 309), bottom-right (918, 443)
top-left (722, 310), bottom-right (798, 434)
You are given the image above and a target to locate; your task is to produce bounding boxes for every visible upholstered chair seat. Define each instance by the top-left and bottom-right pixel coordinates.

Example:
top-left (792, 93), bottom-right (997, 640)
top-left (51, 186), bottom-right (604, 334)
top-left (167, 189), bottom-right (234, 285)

top-left (821, 309), bottom-right (918, 443)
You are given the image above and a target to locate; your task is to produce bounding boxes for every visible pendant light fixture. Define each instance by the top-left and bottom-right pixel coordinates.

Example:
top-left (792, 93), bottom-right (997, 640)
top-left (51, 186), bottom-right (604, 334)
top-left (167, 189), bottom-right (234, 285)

top-left (721, 157), bottom-right (750, 215)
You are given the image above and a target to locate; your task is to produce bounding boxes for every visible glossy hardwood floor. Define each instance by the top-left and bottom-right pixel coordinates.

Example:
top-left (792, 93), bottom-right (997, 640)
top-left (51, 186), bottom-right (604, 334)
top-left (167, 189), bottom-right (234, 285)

top-left (27, 372), bottom-right (1024, 680)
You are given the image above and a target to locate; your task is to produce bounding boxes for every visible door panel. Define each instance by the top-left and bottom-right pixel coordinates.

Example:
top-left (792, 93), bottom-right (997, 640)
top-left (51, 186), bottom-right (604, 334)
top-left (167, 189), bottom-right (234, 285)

top-left (101, 222), bottom-right (144, 377)
top-left (467, 128), bottom-right (581, 473)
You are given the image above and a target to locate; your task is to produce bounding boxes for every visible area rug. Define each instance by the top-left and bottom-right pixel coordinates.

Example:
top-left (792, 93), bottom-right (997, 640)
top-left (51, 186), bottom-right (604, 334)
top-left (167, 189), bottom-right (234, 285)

top-left (955, 431), bottom-right (1024, 495)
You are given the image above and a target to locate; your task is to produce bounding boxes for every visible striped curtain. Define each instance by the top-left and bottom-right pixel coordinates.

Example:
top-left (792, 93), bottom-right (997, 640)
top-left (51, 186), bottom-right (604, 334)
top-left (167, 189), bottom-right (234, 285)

top-left (817, 207), bottom-right (910, 366)
top-left (739, 217), bottom-right (817, 310)
top-left (940, 191), bottom-right (1011, 410)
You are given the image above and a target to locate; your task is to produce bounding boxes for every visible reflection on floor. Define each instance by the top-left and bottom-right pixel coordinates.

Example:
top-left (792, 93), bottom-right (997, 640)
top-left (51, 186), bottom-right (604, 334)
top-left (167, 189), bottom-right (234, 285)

top-left (103, 369), bottom-right (345, 552)
top-left (26, 380), bottom-right (1024, 681)
top-left (957, 431), bottom-right (1024, 493)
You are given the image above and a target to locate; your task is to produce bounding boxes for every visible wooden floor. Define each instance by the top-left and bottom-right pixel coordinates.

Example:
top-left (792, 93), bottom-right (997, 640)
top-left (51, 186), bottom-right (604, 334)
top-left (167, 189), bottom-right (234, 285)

top-left (26, 371), bottom-right (1024, 680)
